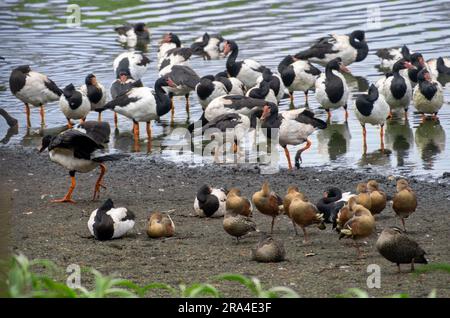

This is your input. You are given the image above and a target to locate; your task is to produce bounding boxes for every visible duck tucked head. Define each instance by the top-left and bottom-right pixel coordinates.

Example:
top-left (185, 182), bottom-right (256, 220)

top-left (197, 184), bottom-right (212, 201)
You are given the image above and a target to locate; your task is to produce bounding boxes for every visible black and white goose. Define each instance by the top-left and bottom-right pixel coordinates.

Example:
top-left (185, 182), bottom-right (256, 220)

top-left (114, 22), bottom-right (150, 47)
top-left (158, 47), bottom-right (193, 74)
top-left (278, 55), bottom-right (321, 104)
top-left (9, 65), bottom-right (62, 128)
top-left (246, 68), bottom-right (277, 104)
top-left (315, 57), bottom-right (350, 120)
top-left (375, 58), bottom-right (413, 119)
top-left (191, 33), bottom-right (224, 60)
top-left (316, 187), bottom-right (354, 225)
top-left (194, 184), bottom-right (228, 217)
top-left (376, 45), bottom-right (411, 70)
top-left (407, 53), bottom-right (427, 85)
top-left (39, 122), bottom-right (126, 203)
top-left (223, 40), bottom-right (267, 89)
top-left (157, 32), bottom-right (182, 69)
top-left (195, 75), bottom-right (228, 110)
top-left (59, 84), bottom-right (91, 128)
top-left (413, 68), bottom-right (444, 120)
top-left (73, 121), bottom-right (111, 144)
top-left (99, 77), bottom-right (171, 151)
top-left (354, 84), bottom-right (390, 153)
top-left (295, 30), bottom-right (368, 66)
top-left (113, 51), bottom-right (150, 80)
top-left (256, 70), bottom-right (286, 103)
top-left (260, 103), bottom-right (327, 169)
top-left (427, 57), bottom-right (450, 78)
top-left (163, 64), bottom-right (200, 115)
top-left (79, 73), bottom-right (106, 121)
top-left (215, 71), bottom-right (246, 95)
top-left (88, 198), bottom-right (135, 240)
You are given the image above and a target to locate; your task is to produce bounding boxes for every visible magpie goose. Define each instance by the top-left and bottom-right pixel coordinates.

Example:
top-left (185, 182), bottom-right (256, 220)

top-left (215, 71), bottom-right (246, 95)
top-left (158, 47), bottom-right (192, 74)
top-left (113, 51), bottom-right (150, 80)
top-left (59, 84), bottom-right (91, 128)
top-left (194, 184), bottom-right (228, 217)
top-left (246, 68), bottom-right (277, 104)
top-left (376, 45), bottom-right (411, 70)
top-left (79, 73), bottom-right (106, 121)
top-left (316, 187), bottom-right (354, 226)
top-left (413, 68), bottom-right (444, 121)
top-left (427, 57), bottom-right (450, 78)
top-left (9, 65), bottom-right (62, 128)
top-left (191, 33), bottom-right (224, 60)
top-left (195, 75), bottom-right (228, 110)
top-left (114, 22), bottom-right (150, 47)
top-left (88, 198), bottom-right (135, 240)
top-left (157, 32), bottom-right (182, 69)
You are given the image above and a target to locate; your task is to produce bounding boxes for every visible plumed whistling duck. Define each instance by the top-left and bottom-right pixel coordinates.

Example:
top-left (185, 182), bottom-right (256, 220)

top-left (251, 233), bottom-right (286, 263)
top-left (278, 55), bottom-right (321, 105)
top-left (113, 51), bottom-right (150, 81)
top-left (215, 71), bottom-right (246, 96)
top-left (252, 181), bottom-right (283, 234)
top-left (427, 56), bottom-right (450, 78)
top-left (295, 30), bottom-right (368, 66)
top-left (226, 188), bottom-right (253, 217)
top-left (195, 75), bottom-right (228, 110)
top-left (9, 65), bottom-right (62, 128)
top-left (354, 84), bottom-right (390, 154)
top-left (376, 227), bottom-right (427, 273)
top-left (88, 198), bottom-right (135, 240)
top-left (157, 32), bottom-right (182, 69)
top-left (194, 184), bottom-right (228, 218)
top-left (289, 196), bottom-right (325, 243)
top-left (315, 57), bottom-right (350, 121)
top-left (39, 124), bottom-right (127, 203)
top-left (80, 73), bottom-right (107, 122)
top-left (147, 212), bottom-right (175, 238)
top-left (413, 68), bottom-right (444, 121)
top-left (59, 84), bottom-right (91, 128)
top-left (223, 40), bottom-right (267, 89)
top-left (223, 202), bottom-right (257, 243)
top-left (283, 186), bottom-right (307, 234)
top-left (376, 45), bottom-right (411, 70)
top-left (260, 103), bottom-right (327, 169)
top-left (191, 33), bottom-right (224, 60)
top-left (393, 179), bottom-right (417, 232)
top-left (114, 22), bottom-right (150, 46)
top-left (367, 180), bottom-right (387, 215)
top-left (355, 183), bottom-right (372, 211)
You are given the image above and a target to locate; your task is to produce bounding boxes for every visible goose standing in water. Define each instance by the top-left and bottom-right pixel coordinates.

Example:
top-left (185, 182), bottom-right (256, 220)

top-left (195, 75), bottom-right (228, 110)
top-left (315, 57), bottom-right (350, 121)
top-left (406, 53), bottom-right (427, 85)
top-left (278, 55), bottom-right (321, 105)
top-left (191, 33), bottom-right (224, 60)
top-left (80, 74), bottom-right (106, 121)
top-left (427, 56), bottom-right (450, 78)
top-left (354, 84), bottom-right (390, 153)
top-left (246, 68), bottom-right (277, 104)
top-left (157, 32), bottom-right (182, 69)
top-left (223, 40), bottom-right (267, 89)
top-left (98, 77), bottom-right (171, 152)
top-left (159, 47), bottom-right (193, 74)
top-left (9, 65), bottom-right (62, 128)
top-left (413, 68), bottom-right (444, 121)
top-left (376, 45), bottom-right (411, 70)
top-left (295, 30), bottom-right (368, 66)
top-left (114, 22), bottom-right (150, 47)
top-left (59, 84), bottom-right (91, 128)
top-left (375, 59), bottom-right (413, 119)
top-left (113, 51), bottom-right (150, 81)
top-left (215, 71), bottom-right (246, 96)
top-left (260, 103), bottom-right (327, 169)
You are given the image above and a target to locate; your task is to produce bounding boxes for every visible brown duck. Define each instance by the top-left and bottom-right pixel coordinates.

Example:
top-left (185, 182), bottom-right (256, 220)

top-left (251, 233), bottom-right (286, 263)
top-left (283, 186), bottom-right (308, 234)
top-left (146, 212), bottom-right (175, 238)
top-left (223, 206), bottom-right (257, 243)
top-left (335, 201), bottom-right (355, 231)
top-left (376, 227), bottom-right (427, 272)
top-left (226, 188), bottom-right (253, 217)
top-left (367, 180), bottom-right (387, 215)
top-left (356, 183), bottom-right (372, 211)
top-left (252, 181), bottom-right (283, 233)
top-left (393, 179), bottom-right (417, 232)
top-left (289, 197), bottom-right (324, 243)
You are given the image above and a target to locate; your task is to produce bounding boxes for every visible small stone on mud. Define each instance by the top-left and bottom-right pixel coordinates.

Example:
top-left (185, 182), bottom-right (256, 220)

top-left (305, 252), bottom-right (316, 257)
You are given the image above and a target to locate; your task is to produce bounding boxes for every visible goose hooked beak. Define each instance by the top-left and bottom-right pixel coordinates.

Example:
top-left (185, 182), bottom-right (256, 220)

top-left (167, 78), bottom-right (177, 88)
top-left (339, 63), bottom-right (351, 73)
top-left (260, 105), bottom-right (271, 121)
top-left (222, 41), bottom-right (231, 56)
top-left (404, 61), bottom-right (413, 69)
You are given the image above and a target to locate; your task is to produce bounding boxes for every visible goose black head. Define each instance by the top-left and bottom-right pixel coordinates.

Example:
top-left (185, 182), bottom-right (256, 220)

top-left (215, 71), bottom-right (228, 79)
top-left (16, 65), bottom-right (31, 74)
top-left (85, 73), bottom-right (97, 86)
top-left (262, 68), bottom-right (273, 82)
top-left (134, 22), bottom-right (147, 32)
top-left (410, 53), bottom-right (425, 67)
top-left (417, 68), bottom-right (432, 82)
top-left (169, 33), bottom-right (181, 47)
top-left (39, 135), bottom-right (54, 152)
top-left (392, 58), bottom-right (413, 72)
top-left (327, 57), bottom-right (350, 73)
top-left (260, 102), bottom-right (278, 121)
top-left (63, 83), bottom-right (76, 98)
top-left (350, 30), bottom-right (365, 42)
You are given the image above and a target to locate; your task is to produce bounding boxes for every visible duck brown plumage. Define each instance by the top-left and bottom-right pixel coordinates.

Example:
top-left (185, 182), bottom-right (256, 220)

top-left (146, 212), bottom-right (175, 238)
top-left (226, 188), bottom-right (253, 217)
top-left (289, 197), bottom-right (325, 243)
top-left (367, 180), bottom-right (387, 215)
top-left (355, 183), bottom-right (372, 211)
top-left (251, 233), bottom-right (286, 263)
top-left (252, 181), bottom-right (283, 234)
top-left (283, 186), bottom-right (308, 235)
top-left (392, 179), bottom-right (417, 232)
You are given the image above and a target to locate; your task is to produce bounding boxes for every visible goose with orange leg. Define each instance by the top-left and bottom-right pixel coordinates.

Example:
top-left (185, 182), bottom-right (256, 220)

top-left (259, 102), bottom-right (327, 170)
top-left (9, 65), bottom-right (62, 128)
top-left (80, 73), bottom-right (107, 122)
top-left (413, 68), bottom-right (444, 122)
top-left (59, 84), bottom-right (91, 128)
top-left (39, 122), bottom-right (127, 203)
top-left (97, 77), bottom-right (171, 152)
top-left (252, 181), bottom-right (283, 234)
top-left (393, 179), bottom-right (417, 232)
top-left (354, 84), bottom-right (390, 154)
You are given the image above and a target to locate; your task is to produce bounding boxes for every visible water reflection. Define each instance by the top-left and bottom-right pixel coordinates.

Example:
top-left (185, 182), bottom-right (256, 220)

top-left (358, 149), bottom-right (392, 167)
top-left (316, 121), bottom-right (351, 160)
top-left (343, 73), bottom-right (370, 92)
top-left (415, 119), bottom-right (446, 170)
top-left (385, 119), bottom-right (414, 167)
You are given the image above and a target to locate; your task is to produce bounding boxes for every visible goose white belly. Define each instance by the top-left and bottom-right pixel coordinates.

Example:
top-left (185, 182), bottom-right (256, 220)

top-left (413, 84), bottom-right (444, 114)
top-left (108, 208), bottom-right (135, 238)
top-left (279, 117), bottom-right (315, 147)
top-left (377, 76), bottom-right (412, 110)
top-left (355, 95), bottom-right (390, 126)
top-left (204, 38), bottom-right (221, 60)
top-left (290, 61), bottom-right (317, 92)
top-left (114, 87), bottom-right (158, 122)
top-left (228, 78), bottom-right (245, 95)
top-left (315, 72), bottom-right (349, 109)
top-left (59, 94), bottom-right (91, 120)
top-left (79, 84), bottom-right (107, 111)
top-left (238, 59), bottom-right (263, 88)
top-left (199, 83), bottom-right (228, 109)
top-left (245, 87), bottom-right (277, 104)
top-left (15, 72), bottom-right (60, 106)
top-left (157, 43), bottom-right (178, 68)
top-left (194, 189), bottom-right (227, 217)
top-left (310, 35), bottom-right (356, 66)
top-left (379, 49), bottom-right (403, 70)
top-left (49, 148), bottom-right (98, 173)
top-left (427, 57), bottom-right (450, 79)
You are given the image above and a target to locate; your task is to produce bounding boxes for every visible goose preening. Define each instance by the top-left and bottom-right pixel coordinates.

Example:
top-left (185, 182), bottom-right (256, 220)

top-left (114, 22), bottom-right (150, 46)
top-left (354, 84), bottom-right (390, 153)
top-left (376, 45), bottom-right (411, 70)
top-left (191, 33), bottom-right (224, 60)
top-left (163, 64), bottom-right (200, 115)
top-left (393, 179), bottom-right (417, 232)
top-left (376, 227), bottom-right (427, 273)
top-left (214, 71), bottom-right (246, 95)
top-left (413, 68), bottom-right (444, 120)
top-left (255, 68), bottom-right (286, 103)
top-left (223, 40), bottom-right (267, 89)
top-left (427, 57), bottom-right (450, 78)
top-left (295, 30), bottom-right (368, 66)
top-left (375, 58), bottom-right (413, 119)
top-left (9, 65), bottom-right (62, 128)
top-left (88, 198), bottom-right (135, 240)
top-left (157, 32), bottom-right (182, 69)
top-left (195, 75), bottom-right (228, 110)
top-left (289, 196), bottom-right (325, 243)
top-left (146, 212), bottom-right (175, 238)
top-left (98, 77), bottom-right (171, 152)
top-left (260, 103), bottom-right (327, 170)
top-left (79, 73), bottom-right (106, 121)
top-left (316, 187), bottom-right (354, 225)
top-left (158, 47), bottom-right (193, 74)
top-left (252, 181), bottom-right (283, 234)
top-left (193, 184), bottom-right (228, 218)
top-left (278, 55), bottom-right (321, 105)
top-left (251, 233), bottom-right (286, 263)
top-left (315, 57), bottom-right (350, 121)
top-left (113, 51), bottom-right (150, 80)
top-left (73, 120), bottom-right (111, 144)
top-left (245, 68), bottom-right (276, 104)
top-left (39, 123), bottom-right (126, 203)
top-left (59, 84), bottom-right (91, 128)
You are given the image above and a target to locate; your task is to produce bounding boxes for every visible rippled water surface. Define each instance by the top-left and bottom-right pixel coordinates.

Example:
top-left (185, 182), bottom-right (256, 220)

top-left (1, 0), bottom-right (450, 179)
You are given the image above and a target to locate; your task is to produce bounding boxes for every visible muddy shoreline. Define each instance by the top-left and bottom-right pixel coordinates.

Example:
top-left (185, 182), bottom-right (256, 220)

top-left (0, 146), bottom-right (449, 297)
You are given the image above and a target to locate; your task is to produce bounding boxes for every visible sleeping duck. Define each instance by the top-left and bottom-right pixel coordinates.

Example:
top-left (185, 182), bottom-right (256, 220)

top-left (252, 181), bottom-right (283, 234)
top-left (146, 212), bottom-right (175, 238)
top-left (251, 233), bottom-right (286, 263)
top-left (194, 184), bottom-right (227, 218)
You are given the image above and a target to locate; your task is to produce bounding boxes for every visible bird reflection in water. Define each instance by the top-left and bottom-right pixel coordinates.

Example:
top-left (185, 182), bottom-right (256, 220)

top-left (385, 118), bottom-right (414, 167)
top-left (415, 118), bottom-right (446, 170)
top-left (316, 121), bottom-right (351, 160)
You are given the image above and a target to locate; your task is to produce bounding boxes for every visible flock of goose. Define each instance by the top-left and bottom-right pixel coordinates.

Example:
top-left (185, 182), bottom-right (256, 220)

top-left (7, 23), bottom-right (442, 273)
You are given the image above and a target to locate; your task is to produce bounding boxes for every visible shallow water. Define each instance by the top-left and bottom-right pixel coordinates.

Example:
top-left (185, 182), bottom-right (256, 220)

top-left (1, 0), bottom-right (450, 179)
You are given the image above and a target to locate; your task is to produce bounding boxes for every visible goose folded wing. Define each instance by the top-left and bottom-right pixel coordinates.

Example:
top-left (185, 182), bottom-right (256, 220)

top-left (294, 109), bottom-right (327, 129)
top-left (170, 65), bottom-right (200, 89)
top-left (44, 78), bottom-right (63, 96)
top-left (222, 95), bottom-right (266, 110)
top-left (51, 130), bottom-right (104, 160)
top-left (202, 113), bottom-right (243, 132)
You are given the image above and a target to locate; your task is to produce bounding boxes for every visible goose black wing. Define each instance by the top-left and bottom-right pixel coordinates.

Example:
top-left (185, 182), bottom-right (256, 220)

top-left (77, 121), bottom-right (111, 144)
top-left (202, 113), bottom-right (243, 133)
top-left (169, 65), bottom-right (200, 89)
top-left (294, 109), bottom-right (327, 129)
top-left (49, 130), bottom-right (104, 160)
top-left (295, 35), bottom-right (338, 60)
top-left (222, 95), bottom-right (266, 110)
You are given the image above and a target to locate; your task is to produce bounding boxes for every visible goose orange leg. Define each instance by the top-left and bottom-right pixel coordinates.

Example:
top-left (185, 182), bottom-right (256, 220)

top-left (40, 105), bottom-right (45, 127)
top-left (133, 121), bottom-right (140, 152)
top-left (185, 93), bottom-right (190, 114)
top-left (67, 118), bottom-right (73, 129)
top-left (387, 111), bottom-right (393, 120)
top-left (114, 113), bottom-right (118, 129)
top-left (93, 164), bottom-right (107, 201)
top-left (295, 139), bottom-right (312, 169)
top-left (283, 146), bottom-right (292, 170)
top-left (97, 112), bottom-right (102, 122)
top-left (343, 104), bottom-right (349, 122)
top-left (52, 171), bottom-right (76, 203)
top-left (380, 124), bottom-right (385, 153)
top-left (326, 109), bottom-right (331, 121)
top-left (289, 92), bottom-right (294, 105)
top-left (146, 121), bottom-right (152, 153)
top-left (170, 96), bottom-right (175, 117)
top-left (362, 124), bottom-right (367, 154)
top-left (25, 103), bottom-right (31, 128)
top-left (404, 108), bottom-right (408, 121)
